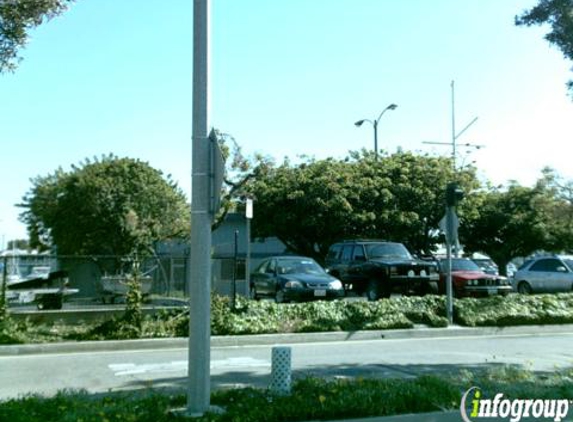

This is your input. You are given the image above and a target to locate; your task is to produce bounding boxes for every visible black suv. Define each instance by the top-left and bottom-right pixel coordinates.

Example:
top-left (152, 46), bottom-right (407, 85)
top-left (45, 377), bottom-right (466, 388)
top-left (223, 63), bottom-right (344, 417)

top-left (325, 240), bottom-right (439, 300)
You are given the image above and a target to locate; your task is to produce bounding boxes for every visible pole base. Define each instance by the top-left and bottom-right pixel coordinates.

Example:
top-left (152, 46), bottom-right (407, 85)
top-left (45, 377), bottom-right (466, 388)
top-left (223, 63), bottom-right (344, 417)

top-left (169, 405), bottom-right (225, 419)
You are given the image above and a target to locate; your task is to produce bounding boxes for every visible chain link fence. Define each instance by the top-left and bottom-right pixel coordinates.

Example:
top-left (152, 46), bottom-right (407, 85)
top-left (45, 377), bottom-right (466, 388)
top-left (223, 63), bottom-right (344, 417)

top-left (1, 253), bottom-right (250, 307)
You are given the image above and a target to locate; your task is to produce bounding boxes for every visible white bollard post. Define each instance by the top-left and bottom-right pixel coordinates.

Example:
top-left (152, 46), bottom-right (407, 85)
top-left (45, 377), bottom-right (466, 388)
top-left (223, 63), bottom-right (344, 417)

top-left (270, 346), bottom-right (292, 395)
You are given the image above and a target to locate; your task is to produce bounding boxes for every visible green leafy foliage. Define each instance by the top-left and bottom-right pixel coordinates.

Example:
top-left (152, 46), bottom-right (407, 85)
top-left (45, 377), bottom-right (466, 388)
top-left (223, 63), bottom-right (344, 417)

top-left (209, 376), bottom-right (460, 422)
top-left (0, 0), bottom-right (74, 73)
top-left (460, 181), bottom-right (562, 275)
top-left (54, 295), bottom-right (448, 341)
top-left (19, 155), bottom-right (190, 257)
top-left (4, 294), bottom-right (573, 345)
top-left (0, 389), bottom-right (183, 422)
top-left (0, 317), bottom-right (28, 344)
top-left (210, 131), bottom-right (274, 231)
top-left (455, 293), bottom-right (573, 326)
top-left (0, 376), bottom-right (460, 422)
top-left (122, 262), bottom-right (144, 335)
top-left (516, 0), bottom-right (573, 95)
top-left (248, 150), bottom-right (479, 260)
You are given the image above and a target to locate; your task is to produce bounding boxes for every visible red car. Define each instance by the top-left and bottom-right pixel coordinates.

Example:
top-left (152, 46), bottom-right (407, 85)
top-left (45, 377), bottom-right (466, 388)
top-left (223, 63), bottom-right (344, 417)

top-left (436, 258), bottom-right (512, 298)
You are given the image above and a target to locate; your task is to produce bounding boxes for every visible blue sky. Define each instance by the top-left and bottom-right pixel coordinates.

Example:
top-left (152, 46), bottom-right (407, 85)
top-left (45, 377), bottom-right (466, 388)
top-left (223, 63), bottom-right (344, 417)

top-left (1, 0), bottom-right (573, 246)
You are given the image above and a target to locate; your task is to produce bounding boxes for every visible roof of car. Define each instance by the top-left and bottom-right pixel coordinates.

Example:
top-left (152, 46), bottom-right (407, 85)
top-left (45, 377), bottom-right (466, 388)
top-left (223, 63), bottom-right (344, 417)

top-left (337, 239), bottom-right (396, 244)
top-left (265, 255), bottom-right (315, 260)
top-left (527, 254), bottom-right (573, 261)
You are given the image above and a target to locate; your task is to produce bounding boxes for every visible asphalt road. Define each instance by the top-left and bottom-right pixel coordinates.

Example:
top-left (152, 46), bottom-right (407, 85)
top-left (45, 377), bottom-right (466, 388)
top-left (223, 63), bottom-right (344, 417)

top-left (1, 330), bottom-right (572, 400)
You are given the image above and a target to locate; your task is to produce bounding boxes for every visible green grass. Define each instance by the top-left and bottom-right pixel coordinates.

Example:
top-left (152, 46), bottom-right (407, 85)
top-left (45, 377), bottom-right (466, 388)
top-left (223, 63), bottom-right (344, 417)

top-left (1, 367), bottom-right (572, 422)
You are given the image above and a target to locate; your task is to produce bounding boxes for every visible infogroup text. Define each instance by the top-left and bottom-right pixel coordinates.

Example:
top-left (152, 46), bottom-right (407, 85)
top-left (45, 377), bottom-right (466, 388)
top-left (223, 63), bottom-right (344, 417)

top-left (460, 387), bottom-right (571, 422)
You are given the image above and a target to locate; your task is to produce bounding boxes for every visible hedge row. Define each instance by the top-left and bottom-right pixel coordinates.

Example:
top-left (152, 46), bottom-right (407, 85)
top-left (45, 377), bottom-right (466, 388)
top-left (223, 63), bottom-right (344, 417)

top-left (2, 293), bottom-right (573, 344)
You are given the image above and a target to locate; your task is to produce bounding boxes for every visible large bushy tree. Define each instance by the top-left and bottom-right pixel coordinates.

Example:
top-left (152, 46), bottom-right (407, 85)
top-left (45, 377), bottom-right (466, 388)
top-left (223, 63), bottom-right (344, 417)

top-left (0, 0), bottom-right (74, 73)
top-left (516, 0), bottom-right (573, 95)
top-left (460, 180), bottom-right (563, 275)
top-left (248, 150), bottom-right (479, 262)
top-left (18, 155), bottom-right (189, 257)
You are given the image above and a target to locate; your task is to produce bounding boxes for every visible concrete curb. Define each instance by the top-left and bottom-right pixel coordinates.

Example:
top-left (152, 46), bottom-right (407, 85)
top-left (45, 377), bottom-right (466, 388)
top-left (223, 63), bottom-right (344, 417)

top-left (1, 323), bottom-right (572, 356)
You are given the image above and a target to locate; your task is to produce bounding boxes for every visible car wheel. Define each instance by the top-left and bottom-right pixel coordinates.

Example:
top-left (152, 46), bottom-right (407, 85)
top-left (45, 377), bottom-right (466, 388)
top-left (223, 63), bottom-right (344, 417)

top-left (419, 281), bottom-right (438, 296)
top-left (365, 280), bottom-right (380, 301)
top-left (275, 289), bottom-right (287, 304)
top-left (517, 281), bottom-right (532, 295)
top-left (250, 285), bottom-right (259, 301)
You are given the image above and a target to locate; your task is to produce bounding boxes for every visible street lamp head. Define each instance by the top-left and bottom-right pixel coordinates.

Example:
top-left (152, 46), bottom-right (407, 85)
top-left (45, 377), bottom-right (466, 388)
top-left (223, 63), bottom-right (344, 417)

top-left (387, 103), bottom-right (398, 110)
top-left (354, 119), bottom-right (365, 127)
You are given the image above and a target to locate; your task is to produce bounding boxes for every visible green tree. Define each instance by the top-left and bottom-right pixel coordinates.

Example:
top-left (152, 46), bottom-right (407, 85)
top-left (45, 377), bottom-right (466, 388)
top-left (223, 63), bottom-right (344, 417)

top-left (0, 0), bottom-right (74, 73)
top-left (248, 150), bottom-right (479, 262)
top-left (460, 181), bottom-right (560, 275)
top-left (535, 167), bottom-right (573, 250)
top-left (210, 130), bottom-right (273, 230)
top-left (6, 239), bottom-right (29, 251)
top-left (516, 0), bottom-right (573, 95)
top-left (18, 155), bottom-right (190, 257)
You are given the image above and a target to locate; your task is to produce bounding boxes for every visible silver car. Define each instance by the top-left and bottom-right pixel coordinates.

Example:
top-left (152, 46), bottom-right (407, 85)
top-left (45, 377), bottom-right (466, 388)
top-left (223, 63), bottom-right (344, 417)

top-left (513, 255), bottom-right (573, 294)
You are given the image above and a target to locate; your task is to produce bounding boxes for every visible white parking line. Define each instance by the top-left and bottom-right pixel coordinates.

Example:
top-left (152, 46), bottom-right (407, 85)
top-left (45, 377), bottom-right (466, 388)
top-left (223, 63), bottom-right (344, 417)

top-left (109, 357), bottom-right (270, 376)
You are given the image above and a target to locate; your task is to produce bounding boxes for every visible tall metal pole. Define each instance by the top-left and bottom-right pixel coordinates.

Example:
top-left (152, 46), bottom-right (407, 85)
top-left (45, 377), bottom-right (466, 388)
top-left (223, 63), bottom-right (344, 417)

top-left (355, 103), bottom-right (397, 161)
top-left (245, 198), bottom-right (253, 297)
top-left (451, 80), bottom-right (456, 171)
top-left (373, 120), bottom-right (378, 161)
top-left (1, 256), bottom-right (8, 320)
top-left (445, 205), bottom-right (454, 325)
top-left (187, 0), bottom-right (211, 416)
top-left (451, 81), bottom-right (457, 258)
top-left (232, 230), bottom-right (238, 310)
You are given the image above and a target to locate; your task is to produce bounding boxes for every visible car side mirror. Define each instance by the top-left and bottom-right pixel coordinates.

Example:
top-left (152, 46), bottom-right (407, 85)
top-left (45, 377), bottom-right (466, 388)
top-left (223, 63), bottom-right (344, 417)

top-left (556, 266), bottom-right (567, 273)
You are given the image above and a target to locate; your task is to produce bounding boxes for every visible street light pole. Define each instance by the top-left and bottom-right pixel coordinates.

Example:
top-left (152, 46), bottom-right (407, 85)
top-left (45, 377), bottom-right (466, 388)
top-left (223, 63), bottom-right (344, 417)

top-left (245, 198), bottom-right (253, 298)
top-left (355, 103), bottom-right (397, 160)
top-left (187, 0), bottom-right (211, 416)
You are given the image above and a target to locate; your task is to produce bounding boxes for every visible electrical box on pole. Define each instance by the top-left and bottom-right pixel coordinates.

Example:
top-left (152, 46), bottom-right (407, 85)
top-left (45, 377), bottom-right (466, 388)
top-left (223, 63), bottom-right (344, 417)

top-left (208, 128), bottom-right (225, 220)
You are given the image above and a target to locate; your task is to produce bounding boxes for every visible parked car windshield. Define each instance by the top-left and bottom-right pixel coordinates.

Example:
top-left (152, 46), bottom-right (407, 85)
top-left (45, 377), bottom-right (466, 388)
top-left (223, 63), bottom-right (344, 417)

top-left (277, 258), bottom-right (325, 275)
top-left (564, 259), bottom-right (573, 270)
top-left (449, 258), bottom-right (481, 272)
top-left (518, 259), bottom-right (533, 271)
top-left (366, 243), bottom-right (412, 260)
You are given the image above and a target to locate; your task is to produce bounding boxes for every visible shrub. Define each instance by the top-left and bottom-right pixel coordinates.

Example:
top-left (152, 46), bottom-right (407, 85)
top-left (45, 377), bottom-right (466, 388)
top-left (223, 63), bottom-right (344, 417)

top-left (454, 293), bottom-right (573, 326)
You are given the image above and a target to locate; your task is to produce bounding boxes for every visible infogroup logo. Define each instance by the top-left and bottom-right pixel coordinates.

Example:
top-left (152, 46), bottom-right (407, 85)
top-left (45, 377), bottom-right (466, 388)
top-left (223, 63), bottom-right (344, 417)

top-left (460, 387), bottom-right (571, 422)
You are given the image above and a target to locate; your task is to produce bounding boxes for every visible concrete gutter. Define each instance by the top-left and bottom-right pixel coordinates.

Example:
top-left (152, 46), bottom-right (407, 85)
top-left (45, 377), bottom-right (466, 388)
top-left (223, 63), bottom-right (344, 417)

top-left (1, 323), bottom-right (572, 356)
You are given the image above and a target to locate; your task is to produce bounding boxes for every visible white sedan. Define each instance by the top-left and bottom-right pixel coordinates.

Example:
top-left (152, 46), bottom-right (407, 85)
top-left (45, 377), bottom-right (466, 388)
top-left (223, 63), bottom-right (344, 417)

top-left (513, 255), bottom-right (573, 294)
